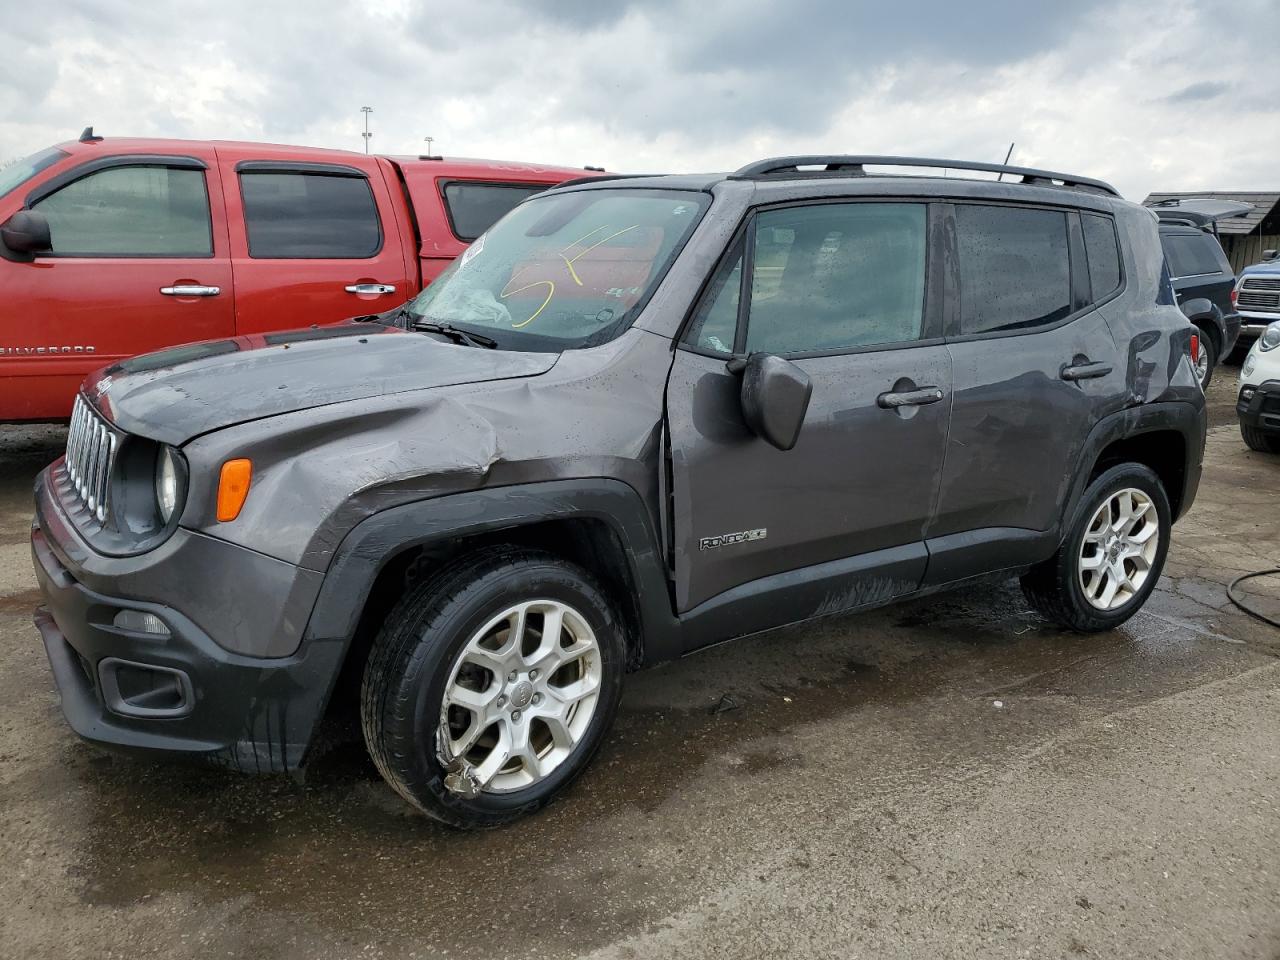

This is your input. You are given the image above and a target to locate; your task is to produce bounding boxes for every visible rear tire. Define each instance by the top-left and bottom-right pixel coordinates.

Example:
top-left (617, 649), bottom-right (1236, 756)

top-left (1021, 463), bottom-right (1171, 632)
top-left (1194, 325), bottom-right (1217, 390)
top-left (1242, 423), bottom-right (1280, 454)
top-left (360, 546), bottom-right (625, 828)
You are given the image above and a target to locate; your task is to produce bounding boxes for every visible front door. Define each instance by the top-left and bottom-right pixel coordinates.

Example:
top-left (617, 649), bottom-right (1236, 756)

top-left (1, 150), bottom-right (235, 420)
top-left (667, 200), bottom-right (951, 614)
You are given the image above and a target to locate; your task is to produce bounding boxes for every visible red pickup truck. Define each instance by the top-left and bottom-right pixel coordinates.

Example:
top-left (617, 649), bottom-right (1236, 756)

top-left (0, 131), bottom-right (598, 421)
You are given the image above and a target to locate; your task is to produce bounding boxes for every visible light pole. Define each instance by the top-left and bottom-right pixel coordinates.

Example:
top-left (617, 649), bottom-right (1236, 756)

top-left (424, 136), bottom-right (434, 157)
top-left (361, 106), bottom-right (373, 154)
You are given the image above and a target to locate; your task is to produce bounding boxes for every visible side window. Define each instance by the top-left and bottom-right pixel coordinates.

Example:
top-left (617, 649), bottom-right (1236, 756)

top-left (955, 204), bottom-right (1071, 335)
top-left (32, 165), bottom-right (212, 257)
top-left (732, 203), bottom-right (926, 355)
top-left (443, 182), bottom-right (548, 241)
top-left (1162, 233), bottom-right (1223, 278)
top-left (240, 172), bottom-right (381, 259)
top-left (686, 244), bottom-right (743, 354)
top-left (1081, 213), bottom-right (1122, 300)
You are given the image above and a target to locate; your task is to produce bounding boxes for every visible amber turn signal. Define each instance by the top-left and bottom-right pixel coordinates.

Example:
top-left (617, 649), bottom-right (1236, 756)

top-left (216, 458), bottom-right (253, 522)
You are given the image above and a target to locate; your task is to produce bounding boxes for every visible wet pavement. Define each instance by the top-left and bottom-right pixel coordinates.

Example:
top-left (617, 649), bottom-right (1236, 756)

top-left (1, 370), bottom-right (1278, 959)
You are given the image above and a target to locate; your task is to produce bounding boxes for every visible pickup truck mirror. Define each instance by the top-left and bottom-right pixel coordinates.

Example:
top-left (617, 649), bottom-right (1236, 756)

top-left (729, 353), bottom-right (813, 451)
top-left (0, 210), bottom-right (52, 257)
top-left (1263, 249), bottom-right (1278, 262)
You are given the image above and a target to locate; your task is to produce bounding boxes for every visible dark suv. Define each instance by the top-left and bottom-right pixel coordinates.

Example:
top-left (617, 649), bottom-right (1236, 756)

top-left (1148, 199), bottom-right (1247, 386)
top-left (31, 155), bottom-right (1206, 827)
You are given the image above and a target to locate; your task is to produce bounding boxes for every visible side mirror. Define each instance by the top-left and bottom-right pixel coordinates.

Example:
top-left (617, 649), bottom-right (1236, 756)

top-left (1263, 249), bottom-right (1278, 262)
top-left (0, 210), bottom-right (52, 257)
top-left (732, 353), bottom-right (813, 451)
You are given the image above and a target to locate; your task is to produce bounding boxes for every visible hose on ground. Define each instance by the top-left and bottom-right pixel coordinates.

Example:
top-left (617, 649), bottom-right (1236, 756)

top-left (1227, 569), bottom-right (1280, 629)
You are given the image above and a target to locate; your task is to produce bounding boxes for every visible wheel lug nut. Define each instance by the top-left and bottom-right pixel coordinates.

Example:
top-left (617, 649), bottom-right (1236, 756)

top-left (507, 671), bottom-right (518, 683)
top-left (497, 696), bottom-right (507, 708)
top-left (532, 693), bottom-right (542, 705)
top-left (529, 669), bottom-right (539, 681)
top-left (512, 710), bottom-right (522, 722)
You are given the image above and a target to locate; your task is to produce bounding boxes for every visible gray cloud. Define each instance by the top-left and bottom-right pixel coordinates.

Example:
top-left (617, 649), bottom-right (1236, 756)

top-left (1161, 80), bottom-right (1232, 103)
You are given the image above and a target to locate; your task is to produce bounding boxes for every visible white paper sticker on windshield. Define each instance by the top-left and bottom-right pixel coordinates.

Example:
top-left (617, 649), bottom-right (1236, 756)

top-left (459, 233), bottom-right (485, 268)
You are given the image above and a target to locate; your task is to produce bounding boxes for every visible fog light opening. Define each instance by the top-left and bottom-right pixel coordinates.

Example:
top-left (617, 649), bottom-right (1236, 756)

top-left (112, 609), bottom-right (172, 638)
top-left (98, 658), bottom-right (193, 718)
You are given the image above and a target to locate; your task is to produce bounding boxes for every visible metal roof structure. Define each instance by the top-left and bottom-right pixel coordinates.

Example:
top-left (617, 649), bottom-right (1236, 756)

top-left (1141, 191), bottom-right (1280, 235)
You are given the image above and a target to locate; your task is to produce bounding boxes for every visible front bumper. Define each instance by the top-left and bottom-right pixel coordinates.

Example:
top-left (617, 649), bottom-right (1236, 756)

top-left (1237, 380), bottom-right (1280, 437)
top-left (1238, 311), bottom-right (1279, 340)
top-left (31, 469), bottom-right (345, 772)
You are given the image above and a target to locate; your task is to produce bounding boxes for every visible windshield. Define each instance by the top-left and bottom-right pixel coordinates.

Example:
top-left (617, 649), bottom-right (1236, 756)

top-left (0, 147), bottom-right (67, 200)
top-left (405, 188), bottom-right (709, 350)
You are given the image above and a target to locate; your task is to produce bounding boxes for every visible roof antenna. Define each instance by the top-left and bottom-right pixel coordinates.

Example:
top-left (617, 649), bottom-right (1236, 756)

top-left (79, 126), bottom-right (104, 143)
top-left (996, 141), bottom-right (1015, 180)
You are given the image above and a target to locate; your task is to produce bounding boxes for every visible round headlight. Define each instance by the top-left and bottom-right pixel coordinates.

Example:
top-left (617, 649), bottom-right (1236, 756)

top-left (155, 446), bottom-right (180, 523)
top-left (1261, 322), bottom-right (1280, 352)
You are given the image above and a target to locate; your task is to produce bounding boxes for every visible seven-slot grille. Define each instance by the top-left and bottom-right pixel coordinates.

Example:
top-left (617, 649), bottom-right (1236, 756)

top-left (1239, 277), bottom-right (1280, 312)
top-left (65, 394), bottom-right (118, 523)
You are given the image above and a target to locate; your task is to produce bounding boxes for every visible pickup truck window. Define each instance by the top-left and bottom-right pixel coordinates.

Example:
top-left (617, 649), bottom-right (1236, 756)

top-left (240, 172), bottom-right (381, 259)
top-left (32, 165), bottom-right (213, 257)
top-left (442, 181), bottom-right (549, 241)
top-left (405, 188), bottom-right (708, 351)
top-left (0, 147), bottom-right (66, 200)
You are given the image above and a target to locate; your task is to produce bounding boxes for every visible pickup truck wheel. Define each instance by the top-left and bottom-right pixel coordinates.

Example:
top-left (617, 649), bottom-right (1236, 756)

top-left (1193, 326), bottom-right (1217, 389)
top-left (360, 547), bottom-right (625, 828)
top-left (1021, 464), bottom-right (1170, 632)
top-left (1242, 423), bottom-right (1280, 453)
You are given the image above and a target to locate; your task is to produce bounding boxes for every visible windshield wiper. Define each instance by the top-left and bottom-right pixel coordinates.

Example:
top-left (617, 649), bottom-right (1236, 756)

top-left (412, 320), bottom-right (498, 349)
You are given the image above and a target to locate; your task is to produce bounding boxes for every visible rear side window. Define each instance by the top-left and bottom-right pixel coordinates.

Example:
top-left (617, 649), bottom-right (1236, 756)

top-left (1081, 213), bottom-right (1122, 300)
top-left (240, 172), bottom-right (381, 259)
top-left (33, 165), bottom-right (212, 257)
top-left (1162, 233), bottom-right (1223, 279)
top-left (443, 182), bottom-right (549, 241)
top-left (956, 204), bottom-right (1071, 335)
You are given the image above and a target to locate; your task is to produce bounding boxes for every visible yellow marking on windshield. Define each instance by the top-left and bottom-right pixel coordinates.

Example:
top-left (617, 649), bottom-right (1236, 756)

top-left (559, 224), bottom-right (641, 286)
top-left (501, 279), bottom-right (556, 328)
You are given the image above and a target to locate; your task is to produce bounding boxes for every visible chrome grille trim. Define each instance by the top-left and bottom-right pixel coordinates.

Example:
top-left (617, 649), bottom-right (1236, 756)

top-left (1242, 278), bottom-right (1280, 291)
top-left (64, 395), bottom-right (119, 523)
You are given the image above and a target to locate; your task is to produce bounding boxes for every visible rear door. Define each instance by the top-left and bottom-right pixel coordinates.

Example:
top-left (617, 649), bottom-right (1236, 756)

top-left (1, 149), bottom-right (234, 420)
top-left (926, 202), bottom-right (1125, 578)
top-left (217, 153), bottom-right (411, 334)
top-left (668, 199), bottom-right (951, 614)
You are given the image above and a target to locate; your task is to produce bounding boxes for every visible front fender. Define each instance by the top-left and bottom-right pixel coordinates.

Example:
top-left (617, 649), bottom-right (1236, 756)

top-left (302, 478), bottom-right (681, 663)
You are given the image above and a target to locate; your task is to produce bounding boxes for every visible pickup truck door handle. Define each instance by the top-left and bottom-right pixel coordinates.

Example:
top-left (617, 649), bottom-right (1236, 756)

top-left (876, 386), bottom-right (945, 409)
top-left (345, 283), bottom-right (397, 295)
top-left (160, 285), bottom-right (220, 297)
top-left (1060, 361), bottom-right (1113, 382)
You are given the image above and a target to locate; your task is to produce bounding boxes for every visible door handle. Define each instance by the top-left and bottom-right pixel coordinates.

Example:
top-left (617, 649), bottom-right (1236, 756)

top-left (1060, 361), bottom-right (1112, 381)
top-left (877, 386), bottom-right (944, 409)
top-left (345, 283), bottom-right (397, 295)
top-left (160, 285), bottom-right (220, 297)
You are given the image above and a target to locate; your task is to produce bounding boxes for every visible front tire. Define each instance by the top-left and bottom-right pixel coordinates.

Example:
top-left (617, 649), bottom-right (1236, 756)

top-left (1242, 423), bottom-right (1280, 454)
top-left (1021, 464), bottom-right (1171, 632)
top-left (361, 547), bottom-right (625, 828)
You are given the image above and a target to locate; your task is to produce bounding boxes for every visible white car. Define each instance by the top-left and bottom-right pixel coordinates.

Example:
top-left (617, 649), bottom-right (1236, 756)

top-left (1238, 320), bottom-right (1280, 453)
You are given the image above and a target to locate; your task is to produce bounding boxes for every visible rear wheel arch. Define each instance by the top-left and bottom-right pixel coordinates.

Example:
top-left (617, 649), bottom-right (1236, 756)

top-left (1087, 430), bottom-right (1187, 518)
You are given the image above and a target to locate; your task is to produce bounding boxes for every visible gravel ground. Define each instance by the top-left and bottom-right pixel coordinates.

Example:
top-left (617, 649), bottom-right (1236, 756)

top-left (0, 364), bottom-right (1277, 960)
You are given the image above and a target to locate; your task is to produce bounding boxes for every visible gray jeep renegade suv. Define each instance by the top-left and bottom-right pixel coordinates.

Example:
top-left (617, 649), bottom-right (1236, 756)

top-left (31, 155), bottom-right (1206, 827)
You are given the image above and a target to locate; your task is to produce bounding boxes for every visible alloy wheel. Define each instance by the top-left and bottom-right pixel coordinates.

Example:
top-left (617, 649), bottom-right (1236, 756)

top-left (1077, 487), bottom-right (1160, 611)
top-left (439, 599), bottom-right (602, 794)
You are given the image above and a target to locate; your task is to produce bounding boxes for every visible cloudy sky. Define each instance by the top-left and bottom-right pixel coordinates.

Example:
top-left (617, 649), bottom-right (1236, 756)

top-left (2, 0), bottom-right (1277, 200)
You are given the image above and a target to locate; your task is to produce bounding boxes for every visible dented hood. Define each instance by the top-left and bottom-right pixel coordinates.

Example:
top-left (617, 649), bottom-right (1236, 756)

top-left (90, 323), bottom-right (559, 445)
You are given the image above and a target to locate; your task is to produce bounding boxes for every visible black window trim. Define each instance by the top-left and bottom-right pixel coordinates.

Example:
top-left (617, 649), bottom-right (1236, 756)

top-left (438, 178), bottom-right (555, 242)
top-left (24, 156), bottom-right (215, 261)
top-left (943, 198), bottom-right (1127, 343)
top-left (677, 196), bottom-right (945, 362)
top-left (237, 168), bottom-right (384, 261)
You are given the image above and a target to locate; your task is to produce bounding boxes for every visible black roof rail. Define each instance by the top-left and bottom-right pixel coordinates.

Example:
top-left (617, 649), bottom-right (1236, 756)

top-left (730, 155), bottom-right (1120, 197)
